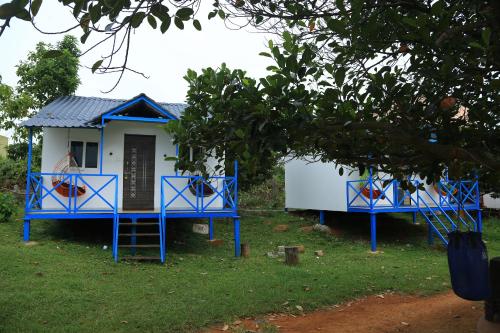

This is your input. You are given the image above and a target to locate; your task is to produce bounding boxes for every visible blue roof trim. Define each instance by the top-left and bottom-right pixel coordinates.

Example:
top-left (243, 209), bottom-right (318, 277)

top-left (100, 95), bottom-right (178, 125)
top-left (21, 94), bottom-right (187, 128)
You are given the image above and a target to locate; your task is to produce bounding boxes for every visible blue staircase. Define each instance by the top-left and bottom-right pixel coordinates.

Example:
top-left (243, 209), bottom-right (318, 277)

top-left (112, 216), bottom-right (165, 262)
top-left (416, 183), bottom-right (479, 246)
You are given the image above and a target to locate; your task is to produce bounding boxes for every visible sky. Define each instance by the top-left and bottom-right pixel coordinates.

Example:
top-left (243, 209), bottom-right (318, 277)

top-left (0, 1), bottom-right (273, 140)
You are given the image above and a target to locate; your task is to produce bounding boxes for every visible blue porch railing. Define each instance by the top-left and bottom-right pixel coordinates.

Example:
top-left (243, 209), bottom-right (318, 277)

top-left (26, 173), bottom-right (118, 214)
top-left (346, 177), bottom-right (479, 212)
top-left (160, 175), bottom-right (238, 214)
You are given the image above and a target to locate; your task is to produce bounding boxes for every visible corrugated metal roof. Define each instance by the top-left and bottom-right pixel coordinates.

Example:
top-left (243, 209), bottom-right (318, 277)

top-left (21, 94), bottom-right (187, 128)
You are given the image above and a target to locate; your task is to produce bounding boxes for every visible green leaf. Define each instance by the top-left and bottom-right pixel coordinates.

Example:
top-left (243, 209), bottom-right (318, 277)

top-left (130, 12), bottom-right (146, 28)
top-left (335, 67), bottom-right (346, 86)
top-left (91, 59), bottom-right (103, 73)
top-left (42, 49), bottom-right (63, 59)
top-left (235, 129), bottom-right (245, 138)
top-left (80, 31), bottom-right (90, 44)
top-left (339, 167), bottom-right (344, 176)
top-left (89, 4), bottom-right (101, 24)
top-left (31, 0), bottom-right (42, 16)
top-left (14, 8), bottom-right (30, 21)
top-left (193, 19), bottom-right (201, 31)
top-left (218, 9), bottom-right (225, 19)
top-left (0, 3), bottom-right (20, 19)
top-left (147, 15), bottom-right (157, 29)
top-left (482, 28), bottom-right (491, 46)
top-left (164, 157), bottom-right (178, 162)
top-left (208, 10), bottom-right (216, 19)
top-left (174, 16), bottom-right (184, 29)
top-left (160, 16), bottom-right (171, 33)
top-left (176, 7), bottom-right (193, 20)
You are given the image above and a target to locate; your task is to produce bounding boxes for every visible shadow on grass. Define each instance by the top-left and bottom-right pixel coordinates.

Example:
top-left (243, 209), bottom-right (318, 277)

top-left (292, 210), bottom-right (429, 245)
top-left (41, 217), bottom-right (216, 254)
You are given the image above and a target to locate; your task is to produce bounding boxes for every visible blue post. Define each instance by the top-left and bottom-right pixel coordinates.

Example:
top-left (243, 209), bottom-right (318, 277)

top-left (99, 127), bottom-right (104, 174)
top-left (412, 212), bottom-right (417, 224)
top-left (234, 160), bottom-right (238, 210)
top-left (369, 168), bottom-right (374, 210)
top-left (428, 222), bottom-right (434, 245)
top-left (319, 210), bottom-right (325, 225)
top-left (233, 217), bottom-right (241, 257)
top-left (162, 216), bottom-right (166, 261)
top-left (23, 128), bottom-right (33, 242)
top-left (23, 219), bottom-right (31, 242)
top-left (209, 217), bottom-right (214, 240)
top-left (131, 217), bottom-right (137, 256)
top-left (113, 215), bottom-right (119, 262)
top-left (370, 213), bottom-right (377, 252)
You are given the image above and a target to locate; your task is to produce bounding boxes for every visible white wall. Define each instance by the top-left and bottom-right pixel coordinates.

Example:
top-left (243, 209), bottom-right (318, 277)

top-left (284, 158), bottom-right (442, 212)
top-left (38, 122), bottom-right (224, 212)
top-left (484, 194), bottom-right (500, 209)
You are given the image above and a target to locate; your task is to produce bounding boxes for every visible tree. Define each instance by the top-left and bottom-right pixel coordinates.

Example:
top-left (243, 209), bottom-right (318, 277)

top-left (0, 35), bottom-right (80, 141)
top-left (1, 1), bottom-right (499, 191)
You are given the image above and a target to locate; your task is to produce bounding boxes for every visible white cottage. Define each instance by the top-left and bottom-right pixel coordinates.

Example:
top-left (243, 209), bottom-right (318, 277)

top-left (285, 158), bottom-right (482, 251)
top-left (22, 93), bottom-right (241, 262)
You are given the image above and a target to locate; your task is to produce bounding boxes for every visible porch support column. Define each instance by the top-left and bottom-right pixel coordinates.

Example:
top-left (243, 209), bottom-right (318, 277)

top-left (23, 127), bottom-right (33, 242)
top-left (319, 210), bottom-right (326, 225)
top-left (209, 217), bottom-right (214, 240)
top-left (131, 217), bottom-right (137, 256)
top-left (370, 213), bottom-right (377, 252)
top-left (412, 212), bottom-right (417, 224)
top-left (23, 219), bottom-right (31, 242)
top-left (428, 222), bottom-right (434, 245)
top-left (113, 215), bottom-right (119, 262)
top-left (233, 217), bottom-right (241, 257)
top-left (99, 127), bottom-right (104, 174)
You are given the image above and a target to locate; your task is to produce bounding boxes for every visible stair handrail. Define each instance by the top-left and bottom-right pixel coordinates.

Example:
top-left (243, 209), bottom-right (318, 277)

top-left (437, 180), bottom-right (476, 230)
top-left (415, 180), bottom-right (458, 231)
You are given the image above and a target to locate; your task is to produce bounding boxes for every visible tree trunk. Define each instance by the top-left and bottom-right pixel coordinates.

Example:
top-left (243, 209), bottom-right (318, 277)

top-left (241, 243), bottom-right (250, 258)
top-left (285, 246), bottom-right (299, 265)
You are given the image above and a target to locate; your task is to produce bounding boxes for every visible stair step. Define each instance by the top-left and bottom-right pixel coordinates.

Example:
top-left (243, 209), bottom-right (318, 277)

top-left (118, 244), bottom-right (160, 248)
top-left (122, 256), bottom-right (161, 261)
top-left (119, 233), bottom-right (160, 236)
top-left (119, 222), bottom-right (159, 226)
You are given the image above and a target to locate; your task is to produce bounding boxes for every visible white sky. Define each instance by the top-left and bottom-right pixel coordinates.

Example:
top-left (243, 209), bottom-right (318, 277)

top-left (0, 1), bottom-right (273, 140)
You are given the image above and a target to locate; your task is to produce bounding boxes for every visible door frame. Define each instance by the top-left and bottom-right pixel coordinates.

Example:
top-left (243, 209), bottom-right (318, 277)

top-left (122, 134), bottom-right (156, 211)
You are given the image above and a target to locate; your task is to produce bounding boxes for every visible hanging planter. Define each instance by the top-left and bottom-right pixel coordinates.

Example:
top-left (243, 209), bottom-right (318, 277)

top-left (188, 178), bottom-right (216, 197)
top-left (433, 183), bottom-right (458, 197)
top-left (51, 152), bottom-right (86, 198)
top-left (359, 170), bottom-right (384, 199)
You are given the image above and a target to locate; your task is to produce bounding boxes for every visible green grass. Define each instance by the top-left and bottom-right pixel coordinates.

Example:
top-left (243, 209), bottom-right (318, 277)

top-left (1, 211), bottom-right (499, 332)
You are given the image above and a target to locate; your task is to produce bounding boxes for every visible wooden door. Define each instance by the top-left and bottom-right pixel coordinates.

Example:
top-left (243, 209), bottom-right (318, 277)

top-left (123, 134), bottom-right (156, 210)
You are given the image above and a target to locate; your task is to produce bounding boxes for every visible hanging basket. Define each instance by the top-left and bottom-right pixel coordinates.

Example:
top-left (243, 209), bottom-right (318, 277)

top-left (188, 179), bottom-right (216, 197)
top-left (51, 152), bottom-right (86, 198)
top-left (361, 187), bottom-right (383, 199)
top-left (434, 183), bottom-right (458, 196)
top-left (51, 179), bottom-right (86, 197)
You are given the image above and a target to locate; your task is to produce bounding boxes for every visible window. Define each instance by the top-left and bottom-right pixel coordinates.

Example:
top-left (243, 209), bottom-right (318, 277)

top-left (70, 141), bottom-right (84, 167)
top-left (70, 141), bottom-right (98, 168)
top-left (85, 142), bottom-right (98, 168)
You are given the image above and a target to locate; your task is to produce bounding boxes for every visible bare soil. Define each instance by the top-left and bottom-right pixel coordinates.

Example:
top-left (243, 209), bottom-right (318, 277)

top-left (208, 292), bottom-right (484, 333)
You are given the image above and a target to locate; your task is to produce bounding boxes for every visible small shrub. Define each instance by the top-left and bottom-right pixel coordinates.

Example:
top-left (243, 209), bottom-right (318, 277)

top-left (0, 157), bottom-right (27, 190)
top-left (239, 166), bottom-right (285, 209)
top-left (0, 192), bottom-right (17, 222)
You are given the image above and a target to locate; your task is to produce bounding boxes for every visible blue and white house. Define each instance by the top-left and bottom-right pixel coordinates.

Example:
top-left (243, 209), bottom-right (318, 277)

top-left (285, 159), bottom-right (482, 251)
top-left (22, 93), bottom-right (240, 262)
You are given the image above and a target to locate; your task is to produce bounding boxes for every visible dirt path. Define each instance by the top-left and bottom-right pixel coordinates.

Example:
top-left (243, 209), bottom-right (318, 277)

top-left (208, 292), bottom-right (484, 333)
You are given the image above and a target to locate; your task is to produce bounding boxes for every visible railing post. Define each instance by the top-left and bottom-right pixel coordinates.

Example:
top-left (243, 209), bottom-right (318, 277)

top-left (234, 160), bottom-right (238, 211)
top-left (24, 127), bottom-right (33, 213)
top-left (369, 168), bottom-right (373, 210)
top-left (23, 128), bottom-right (33, 243)
top-left (99, 127), bottom-right (104, 174)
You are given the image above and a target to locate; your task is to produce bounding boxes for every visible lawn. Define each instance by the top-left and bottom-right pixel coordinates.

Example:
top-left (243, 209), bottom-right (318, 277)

top-left (1, 210), bottom-right (499, 332)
